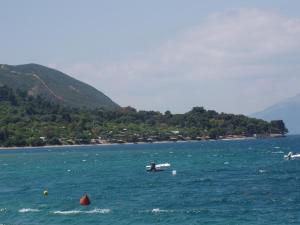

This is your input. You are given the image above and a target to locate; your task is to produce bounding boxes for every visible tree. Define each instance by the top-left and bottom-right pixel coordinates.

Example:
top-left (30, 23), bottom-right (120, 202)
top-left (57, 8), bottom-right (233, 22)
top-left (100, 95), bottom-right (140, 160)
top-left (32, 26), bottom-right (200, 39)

top-left (164, 110), bottom-right (172, 118)
top-left (0, 128), bottom-right (8, 141)
top-left (27, 137), bottom-right (45, 146)
top-left (47, 137), bottom-right (62, 145)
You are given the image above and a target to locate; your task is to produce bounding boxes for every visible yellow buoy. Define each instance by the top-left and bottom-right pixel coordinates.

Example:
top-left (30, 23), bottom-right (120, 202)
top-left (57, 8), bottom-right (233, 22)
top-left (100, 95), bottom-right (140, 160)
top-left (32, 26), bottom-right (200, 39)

top-left (43, 190), bottom-right (48, 196)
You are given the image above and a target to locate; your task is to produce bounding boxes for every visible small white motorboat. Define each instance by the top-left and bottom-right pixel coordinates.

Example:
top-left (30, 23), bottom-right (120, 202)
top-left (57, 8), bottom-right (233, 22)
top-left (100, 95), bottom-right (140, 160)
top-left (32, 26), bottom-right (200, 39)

top-left (284, 152), bottom-right (300, 160)
top-left (146, 162), bottom-right (171, 172)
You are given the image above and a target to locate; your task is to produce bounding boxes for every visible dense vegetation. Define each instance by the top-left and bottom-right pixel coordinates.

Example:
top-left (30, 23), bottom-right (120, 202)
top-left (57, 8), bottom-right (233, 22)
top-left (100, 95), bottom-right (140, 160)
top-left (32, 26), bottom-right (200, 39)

top-left (0, 86), bottom-right (287, 147)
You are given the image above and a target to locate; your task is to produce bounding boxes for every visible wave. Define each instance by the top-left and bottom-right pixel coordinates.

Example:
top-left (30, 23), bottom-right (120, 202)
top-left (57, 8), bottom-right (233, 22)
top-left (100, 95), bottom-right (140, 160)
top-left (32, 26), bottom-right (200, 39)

top-left (185, 208), bottom-right (210, 214)
top-left (151, 208), bottom-right (173, 213)
top-left (19, 208), bottom-right (40, 213)
top-left (52, 208), bottom-right (110, 215)
top-left (86, 208), bottom-right (110, 214)
top-left (192, 177), bottom-right (213, 183)
top-left (272, 151), bottom-right (284, 154)
top-left (150, 208), bottom-right (208, 214)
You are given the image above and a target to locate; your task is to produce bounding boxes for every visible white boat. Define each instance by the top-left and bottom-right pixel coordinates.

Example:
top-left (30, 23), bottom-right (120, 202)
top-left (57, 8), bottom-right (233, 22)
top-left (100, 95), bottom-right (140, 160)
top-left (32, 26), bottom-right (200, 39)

top-left (146, 163), bottom-right (171, 171)
top-left (284, 152), bottom-right (300, 160)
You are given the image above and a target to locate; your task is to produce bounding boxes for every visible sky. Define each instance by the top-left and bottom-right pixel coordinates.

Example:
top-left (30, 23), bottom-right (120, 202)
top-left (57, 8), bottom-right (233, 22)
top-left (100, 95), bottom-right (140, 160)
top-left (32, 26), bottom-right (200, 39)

top-left (1, 0), bottom-right (300, 114)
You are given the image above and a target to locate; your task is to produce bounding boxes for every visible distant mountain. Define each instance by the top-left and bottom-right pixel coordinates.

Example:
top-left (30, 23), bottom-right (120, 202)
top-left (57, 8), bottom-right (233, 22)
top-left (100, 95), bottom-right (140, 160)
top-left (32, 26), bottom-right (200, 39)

top-left (0, 63), bottom-right (119, 110)
top-left (252, 94), bottom-right (300, 134)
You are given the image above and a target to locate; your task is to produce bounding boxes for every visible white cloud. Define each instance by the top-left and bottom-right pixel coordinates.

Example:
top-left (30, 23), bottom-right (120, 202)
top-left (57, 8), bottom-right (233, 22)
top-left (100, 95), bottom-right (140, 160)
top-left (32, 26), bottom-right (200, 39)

top-left (51, 9), bottom-right (300, 114)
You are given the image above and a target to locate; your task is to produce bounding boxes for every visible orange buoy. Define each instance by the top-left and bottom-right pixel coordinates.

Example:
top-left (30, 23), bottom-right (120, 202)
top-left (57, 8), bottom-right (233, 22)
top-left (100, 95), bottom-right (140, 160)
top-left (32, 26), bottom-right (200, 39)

top-left (80, 194), bottom-right (91, 206)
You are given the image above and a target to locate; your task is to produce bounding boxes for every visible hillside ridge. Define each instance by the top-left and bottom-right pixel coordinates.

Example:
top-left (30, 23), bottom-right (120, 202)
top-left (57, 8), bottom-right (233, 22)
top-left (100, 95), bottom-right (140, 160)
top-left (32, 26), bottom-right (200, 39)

top-left (0, 63), bottom-right (119, 110)
top-left (32, 73), bottom-right (64, 101)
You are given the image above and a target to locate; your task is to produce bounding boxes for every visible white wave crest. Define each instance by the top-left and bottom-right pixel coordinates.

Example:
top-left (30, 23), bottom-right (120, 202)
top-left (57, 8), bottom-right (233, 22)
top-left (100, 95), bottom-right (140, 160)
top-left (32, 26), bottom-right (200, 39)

top-left (151, 208), bottom-right (173, 213)
top-left (86, 208), bottom-right (110, 214)
top-left (52, 210), bottom-right (81, 215)
top-left (52, 208), bottom-right (110, 215)
top-left (19, 208), bottom-right (40, 213)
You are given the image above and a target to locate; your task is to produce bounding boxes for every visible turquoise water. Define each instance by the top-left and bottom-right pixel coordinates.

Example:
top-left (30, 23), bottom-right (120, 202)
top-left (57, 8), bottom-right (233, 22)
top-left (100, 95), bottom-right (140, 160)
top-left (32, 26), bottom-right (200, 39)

top-left (1, 136), bottom-right (300, 224)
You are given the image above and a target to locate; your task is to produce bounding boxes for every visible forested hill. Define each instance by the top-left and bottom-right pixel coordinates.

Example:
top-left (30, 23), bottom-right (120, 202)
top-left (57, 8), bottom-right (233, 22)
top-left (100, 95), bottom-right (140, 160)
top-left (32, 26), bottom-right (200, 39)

top-left (0, 86), bottom-right (287, 147)
top-left (0, 63), bottom-right (119, 110)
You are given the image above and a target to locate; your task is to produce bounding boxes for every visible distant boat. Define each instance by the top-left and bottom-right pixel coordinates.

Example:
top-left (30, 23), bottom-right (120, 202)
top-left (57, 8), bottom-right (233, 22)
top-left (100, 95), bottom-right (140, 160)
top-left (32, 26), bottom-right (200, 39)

top-left (146, 162), bottom-right (171, 172)
top-left (284, 152), bottom-right (300, 160)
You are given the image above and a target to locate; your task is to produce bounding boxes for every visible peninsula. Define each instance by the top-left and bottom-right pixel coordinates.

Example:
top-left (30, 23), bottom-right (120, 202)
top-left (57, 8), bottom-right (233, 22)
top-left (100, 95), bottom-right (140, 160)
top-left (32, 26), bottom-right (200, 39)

top-left (0, 64), bottom-right (287, 147)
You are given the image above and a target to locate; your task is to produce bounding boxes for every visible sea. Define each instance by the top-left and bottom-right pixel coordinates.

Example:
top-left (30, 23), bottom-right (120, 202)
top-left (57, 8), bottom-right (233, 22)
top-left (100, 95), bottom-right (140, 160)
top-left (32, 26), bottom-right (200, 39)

top-left (1, 136), bottom-right (300, 225)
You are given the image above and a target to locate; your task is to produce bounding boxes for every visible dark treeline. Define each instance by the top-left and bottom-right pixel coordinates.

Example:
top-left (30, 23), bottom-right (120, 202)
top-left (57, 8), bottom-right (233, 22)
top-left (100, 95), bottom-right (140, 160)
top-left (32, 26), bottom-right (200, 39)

top-left (0, 86), bottom-right (287, 147)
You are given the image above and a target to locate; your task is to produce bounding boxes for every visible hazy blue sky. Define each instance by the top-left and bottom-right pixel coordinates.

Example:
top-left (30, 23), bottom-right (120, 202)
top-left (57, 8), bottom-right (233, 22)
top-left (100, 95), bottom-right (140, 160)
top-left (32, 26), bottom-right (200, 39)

top-left (1, 0), bottom-right (300, 114)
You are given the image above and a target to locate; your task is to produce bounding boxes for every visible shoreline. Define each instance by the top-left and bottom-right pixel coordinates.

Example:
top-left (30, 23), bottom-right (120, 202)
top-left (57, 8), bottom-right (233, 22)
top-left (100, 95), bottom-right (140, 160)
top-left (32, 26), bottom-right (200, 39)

top-left (0, 140), bottom-right (191, 150)
top-left (0, 136), bottom-right (280, 151)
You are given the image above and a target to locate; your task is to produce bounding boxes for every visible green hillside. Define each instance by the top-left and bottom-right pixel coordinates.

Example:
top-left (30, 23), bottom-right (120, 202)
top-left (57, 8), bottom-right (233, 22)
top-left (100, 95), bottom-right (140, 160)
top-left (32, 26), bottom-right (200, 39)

top-left (0, 63), bottom-right (119, 110)
top-left (0, 86), bottom-right (287, 147)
